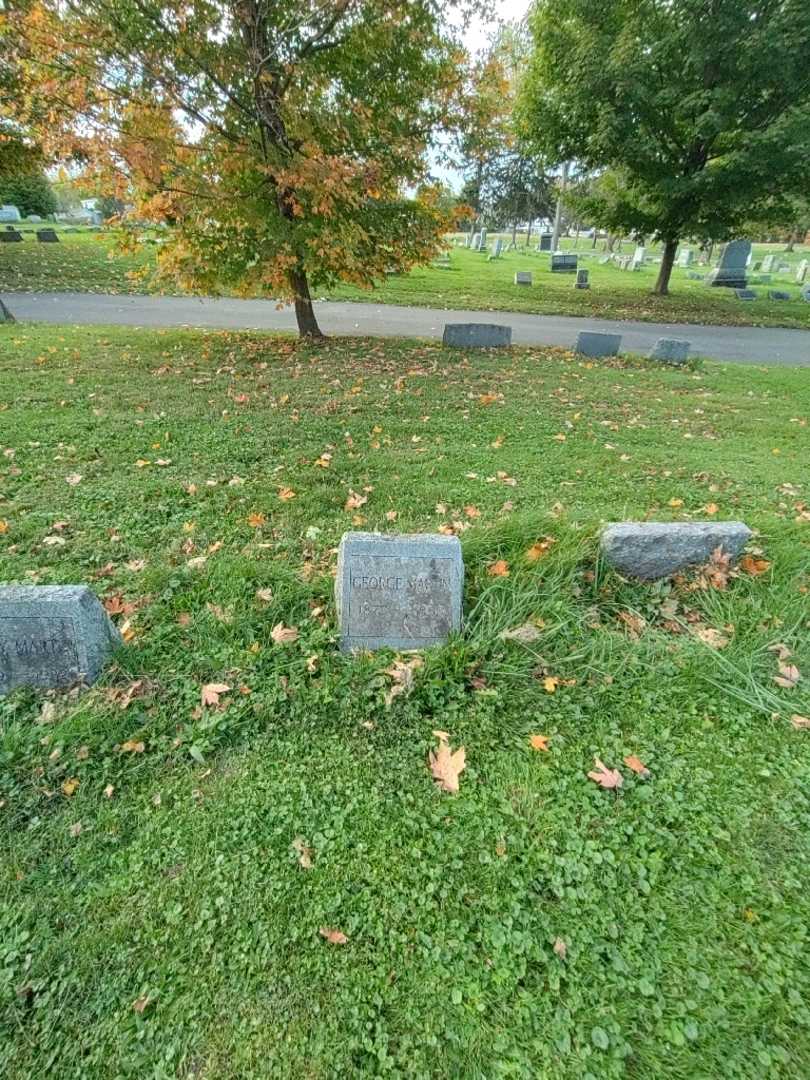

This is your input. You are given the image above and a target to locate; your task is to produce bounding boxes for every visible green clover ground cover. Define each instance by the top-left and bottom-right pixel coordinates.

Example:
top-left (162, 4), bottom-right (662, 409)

top-left (1, 325), bottom-right (809, 1078)
top-left (2, 228), bottom-right (810, 329)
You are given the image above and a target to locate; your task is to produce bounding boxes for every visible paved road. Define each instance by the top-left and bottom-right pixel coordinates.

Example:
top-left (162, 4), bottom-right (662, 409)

top-left (4, 291), bottom-right (810, 366)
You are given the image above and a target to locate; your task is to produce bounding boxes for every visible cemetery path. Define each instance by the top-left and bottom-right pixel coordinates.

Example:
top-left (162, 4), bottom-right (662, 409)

top-left (6, 291), bottom-right (810, 366)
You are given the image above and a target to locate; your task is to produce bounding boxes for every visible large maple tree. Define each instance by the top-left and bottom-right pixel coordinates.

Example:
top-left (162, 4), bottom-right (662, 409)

top-left (6, 1), bottom-right (479, 336)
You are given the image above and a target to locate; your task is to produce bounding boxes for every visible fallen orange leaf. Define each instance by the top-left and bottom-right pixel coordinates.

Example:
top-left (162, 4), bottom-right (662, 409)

top-left (201, 682), bottom-right (230, 707)
top-left (739, 555), bottom-right (771, 576)
top-left (487, 559), bottom-right (510, 577)
top-left (623, 754), bottom-right (651, 779)
top-left (529, 734), bottom-right (550, 751)
top-left (319, 927), bottom-right (348, 945)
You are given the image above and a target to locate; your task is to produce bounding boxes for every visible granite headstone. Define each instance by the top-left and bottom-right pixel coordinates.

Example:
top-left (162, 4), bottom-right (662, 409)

top-left (705, 240), bottom-right (750, 288)
top-left (442, 323), bottom-right (512, 348)
top-left (649, 338), bottom-right (691, 364)
top-left (601, 522), bottom-right (752, 580)
top-left (514, 270), bottom-right (532, 285)
top-left (336, 532), bottom-right (463, 651)
top-left (575, 331), bottom-right (621, 357)
top-left (0, 585), bottom-right (121, 695)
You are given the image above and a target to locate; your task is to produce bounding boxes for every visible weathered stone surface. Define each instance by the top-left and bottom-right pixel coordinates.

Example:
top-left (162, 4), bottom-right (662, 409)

top-left (760, 254), bottom-right (776, 273)
top-left (488, 238), bottom-right (504, 261)
top-left (538, 233), bottom-right (552, 251)
top-left (575, 331), bottom-right (621, 357)
top-left (795, 260), bottom-right (807, 284)
top-left (574, 268), bottom-right (590, 289)
top-left (601, 522), bottom-right (752, 580)
top-left (36, 228), bottom-right (59, 243)
top-left (705, 239), bottom-right (750, 288)
top-left (0, 585), bottom-right (121, 695)
top-left (0, 228), bottom-right (22, 243)
top-left (768, 289), bottom-right (791, 301)
top-left (648, 338), bottom-right (690, 364)
top-left (336, 532), bottom-right (463, 651)
top-left (735, 288), bottom-right (757, 301)
top-left (551, 253), bottom-right (577, 273)
top-left (442, 323), bottom-right (512, 348)
top-left (677, 248), bottom-right (693, 267)
top-left (514, 270), bottom-right (532, 285)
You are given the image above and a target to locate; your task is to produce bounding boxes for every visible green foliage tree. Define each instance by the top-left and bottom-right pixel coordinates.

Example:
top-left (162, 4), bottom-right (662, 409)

top-left (13, 1), bottom-right (481, 337)
top-left (0, 171), bottom-right (56, 216)
top-left (520, 0), bottom-right (810, 294)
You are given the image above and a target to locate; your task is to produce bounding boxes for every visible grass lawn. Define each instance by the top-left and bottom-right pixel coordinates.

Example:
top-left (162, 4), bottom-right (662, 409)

top-left (2, 227), bottom-right (810, 329)
top-left (1, 324), bottom-right (810, 1077)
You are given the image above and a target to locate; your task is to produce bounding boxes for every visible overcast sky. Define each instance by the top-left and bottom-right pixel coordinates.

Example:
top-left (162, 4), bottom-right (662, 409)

top-left (461, 0), bottom-right (531, 53)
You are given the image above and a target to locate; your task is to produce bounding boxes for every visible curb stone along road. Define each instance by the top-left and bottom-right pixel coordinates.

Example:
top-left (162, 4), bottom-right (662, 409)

top-left (3, 291), bottom-right (810, 366)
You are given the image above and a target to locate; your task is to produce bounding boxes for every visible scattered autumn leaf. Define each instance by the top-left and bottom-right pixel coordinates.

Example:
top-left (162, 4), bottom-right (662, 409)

top-left (201, 682), bottom-right (230, 707)
top-left (255, 587), bottom-right (274, 603)
top-left (500, 622), bottom-right (543, 644)
top-left (247, 512), bottom-right (266, 528)
top-left (542, 676), bottom-right (560, 694)
top-left (0, 520), bottom-right (8, 533)
top-left (525, 538), bottom-right (555, 562)
top-left (271, 622), bottom-right (299, 645)
top-left (120, 739), bottom-right (145, 754)
top-left (703, 502), bottom-right (719, 515)
top-left (428, 732), bottom-right (467, 794)
top-left (529, 734), bottom-right (551, 752)
top-left (103, 784), bottom-right (115, 798)
top-left (774, 664), bottom-right (800, 689)
top-left (617, 610), bottom-right (646, 639)
top-left (292, 836), bottom-right (314, 869)
top-left (668, 498), bottom-right (684, 508)
top-left (739, 555), bottom-right (771, 576)
top-left (385, 509), bottom-right (398, 522)
top-left (791, 715), bottom-right (810, 730)
top-left (487, 559), bottom-right (510, 577)
top-left (694, 626), bottom-right (730, 649)
top-left (587, 757), bottom-right (623, 790)
top-left (623, 754), bottom-right (651, 779)
top-left (384, 657), bottom-right (423, 705)
top-left (65, 473), bottom-right (82, 486)
top-left (61, 777), bottom-right (79, 797)
top-left (319, 927), bottom-right (348, 945)
top-left (345, 490), bottom-right (367, 511)
top-left (553, 938), bottom-right (567, 960)
top-left (132, 995), bottom-right (150, 1013)
top-left (69, 821), bottom-right (82, 838)
top-left (277, 486), bottom-right (296, 501)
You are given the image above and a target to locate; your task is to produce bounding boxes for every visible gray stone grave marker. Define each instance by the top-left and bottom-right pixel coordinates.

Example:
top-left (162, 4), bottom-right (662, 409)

top-left (36, 228), bottom-right (59, 243)
top-left (735, 288), bottom-right (757, 300)
top-left (760, 254), bottom-right (776, 273)
top-left (514, 270), bottom-right (532, 285)
top-left (538, 233), bottom-right (553, 251)
top-left (631, 245), bottom-right (646, 269)
top-left (648, 338), bottom-right (690, 364)
top-left (575, 331), bottom-right (621, 357)
top-left (0, 204), bottom-right (21, 223)
top-left (551, 253), bottom-right (577, 273)
top-left (442, 323), bottom-right (512, 348)
top-left (1, 228), bottom-right (22, 243)
top-left (336, 533), bottom-right (463, 651)
top-left (795, 260), bottom-right (807, 284)
top-left (0, 585), bottom-right (121, 695)
top-left (601, 522), bottom-right (751, 580)
top-left (677, 248), bottom-right (693, 267)
top-left (705, 239), bottom-right (750, 288)
top-left (488, 238), bottom-right (504, 261)
top-left (768, 290), bottom-right (791, 301)
top-left (574, 268), bottom-right (590, 289)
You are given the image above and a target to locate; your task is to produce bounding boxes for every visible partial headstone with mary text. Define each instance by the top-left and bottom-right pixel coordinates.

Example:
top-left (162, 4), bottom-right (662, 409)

top-left (336, 533), bottom-right (463, 651)
top-left (0, 585), bottom-right (121, 695)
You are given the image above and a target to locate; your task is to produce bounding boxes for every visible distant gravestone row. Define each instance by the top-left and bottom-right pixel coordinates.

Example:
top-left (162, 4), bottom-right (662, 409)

top-left (442, 323), bottom-right (692, 362)
top-left (1, 226), bottom-right (59, 243)
top-left (1, 522), bottom-right (754, 689)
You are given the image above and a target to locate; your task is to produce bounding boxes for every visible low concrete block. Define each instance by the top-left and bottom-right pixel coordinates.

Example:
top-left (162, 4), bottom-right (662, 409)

top-left (442, 323), bottom-right (512, 348)
top-left (575, 331), bottom-right (621, 358)
top-left (601, 522), bottom-right (752, 580)
top-left (649, 338), bottom-right (691, 364)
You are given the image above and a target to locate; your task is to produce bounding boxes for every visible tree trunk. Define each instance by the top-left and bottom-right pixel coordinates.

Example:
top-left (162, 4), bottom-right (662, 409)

top-left (591, 230), bottom-right (598, 249)
top-left (784, 228), bottom-right (801, 252)
top-left (525, 218), bottom-right (533, 248)
top-left (653, 239), bottom-right (678, 295)
top-left (550, 161), bottom-right (568, 252)
top-left (289, 265), bottom-right (323, 338)
top-left (511, 220), bottom-right (518, 247)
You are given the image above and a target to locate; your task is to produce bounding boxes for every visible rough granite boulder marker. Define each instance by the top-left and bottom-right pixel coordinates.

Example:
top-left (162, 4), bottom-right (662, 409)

top-left (575, 331), bottom-right (621, 358)
top-left (648, 338), bottom-right (690, 364)
top-left (0, 585), bottom-right (121, 695)
top-left (336, 532), bottom-right (463, 651)
top-left (601, 522), bottom-right (752, 581)
top-left (442, 323), bottom-right (511, 348)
